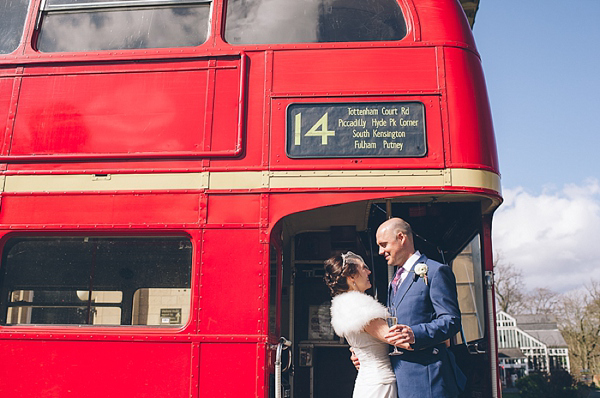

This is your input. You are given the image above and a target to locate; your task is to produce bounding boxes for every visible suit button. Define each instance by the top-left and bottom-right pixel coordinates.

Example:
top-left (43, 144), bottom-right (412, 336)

top-left (432, 348), bottom-right (439, 355)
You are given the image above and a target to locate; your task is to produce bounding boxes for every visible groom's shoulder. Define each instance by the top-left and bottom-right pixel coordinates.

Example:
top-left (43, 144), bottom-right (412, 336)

top-left (422, 255), bottom-right (442, 267)
top-left (422, 256), bottom-right (450, 272)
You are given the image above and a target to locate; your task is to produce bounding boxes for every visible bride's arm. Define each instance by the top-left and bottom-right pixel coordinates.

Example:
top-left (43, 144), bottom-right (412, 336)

top-left (364, 318), bottom-right (412, 350)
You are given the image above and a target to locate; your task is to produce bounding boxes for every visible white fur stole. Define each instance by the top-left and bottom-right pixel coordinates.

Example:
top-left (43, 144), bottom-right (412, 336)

top-left (330, 291), bottom-right (388, 337)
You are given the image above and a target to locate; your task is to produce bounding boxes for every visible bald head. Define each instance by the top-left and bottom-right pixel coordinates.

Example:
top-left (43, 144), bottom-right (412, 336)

top-left (376, 217), bottom-right (415, 267)
top-left (378, 217), bottom-right (413, 239)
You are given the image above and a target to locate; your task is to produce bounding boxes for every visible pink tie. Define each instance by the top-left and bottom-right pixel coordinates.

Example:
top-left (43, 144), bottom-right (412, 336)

top-left (392, 267), bottom-right (404, 293)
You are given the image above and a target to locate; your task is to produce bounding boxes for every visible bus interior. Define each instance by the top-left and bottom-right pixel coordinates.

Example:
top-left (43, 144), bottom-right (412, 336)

top-left (275, 197), bottom-right (492, 397)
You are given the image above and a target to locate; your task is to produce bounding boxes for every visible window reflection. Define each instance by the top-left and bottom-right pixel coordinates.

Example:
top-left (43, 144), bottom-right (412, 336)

top-left (38, 5), bottom-right (210, 52)
top-left (0, 0), bottom-right (30, 54)
top-left (453, 235), bottom-right (485, 343)
top-left (225, 0), bottom-right (406, 45)
top-left (132, 288), bottom-right (191, 326)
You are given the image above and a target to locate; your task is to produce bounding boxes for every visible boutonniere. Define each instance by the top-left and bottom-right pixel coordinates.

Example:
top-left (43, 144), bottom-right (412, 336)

top-left (414, 264), bottom-right (428, 285)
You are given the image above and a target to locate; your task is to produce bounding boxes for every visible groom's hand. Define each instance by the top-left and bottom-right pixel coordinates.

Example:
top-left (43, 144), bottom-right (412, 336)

top-left (385, 324), bottom-right (415, 349)
top-left (350, 348), bottom-right (360, 370)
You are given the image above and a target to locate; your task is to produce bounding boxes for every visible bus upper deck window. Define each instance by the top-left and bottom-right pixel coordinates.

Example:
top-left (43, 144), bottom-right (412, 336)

top-left (0, 0), bottom-right (30, 54)
top-left (225, 0), bottom-right (406, 45)
top-left (36, 0), bottom-right (212, 52)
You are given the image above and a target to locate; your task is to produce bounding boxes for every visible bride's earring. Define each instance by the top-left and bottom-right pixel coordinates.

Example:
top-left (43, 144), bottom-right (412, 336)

top-left (348, 278), bottom-right (357, 290)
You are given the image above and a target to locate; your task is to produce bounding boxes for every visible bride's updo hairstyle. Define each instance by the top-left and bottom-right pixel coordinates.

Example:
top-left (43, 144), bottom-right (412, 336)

top-left (323, 251), bottom-right (364, 297)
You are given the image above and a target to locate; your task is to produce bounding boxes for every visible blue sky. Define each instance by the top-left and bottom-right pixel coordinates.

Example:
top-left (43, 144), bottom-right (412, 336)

top-left (474, 1), bottom-right (600, 191)
top-left (473, 1), bottom-right (600, 294)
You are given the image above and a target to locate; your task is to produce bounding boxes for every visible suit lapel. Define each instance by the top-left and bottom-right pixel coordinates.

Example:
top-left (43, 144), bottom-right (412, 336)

top-left (394, 269), bottom-right (414, 305)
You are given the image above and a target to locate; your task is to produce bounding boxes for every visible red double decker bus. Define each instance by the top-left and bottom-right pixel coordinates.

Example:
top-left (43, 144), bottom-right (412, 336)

top-left (0, 0), bottom-right (501, 396)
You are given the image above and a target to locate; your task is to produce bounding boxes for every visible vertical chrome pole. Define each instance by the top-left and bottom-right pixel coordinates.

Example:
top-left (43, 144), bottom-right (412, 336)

top-left (385, 199), bottom-right (394, 283)
top-left (275, 337), bottom-right (292, 398)
top-left (485, 271), bottom-right (499, 398)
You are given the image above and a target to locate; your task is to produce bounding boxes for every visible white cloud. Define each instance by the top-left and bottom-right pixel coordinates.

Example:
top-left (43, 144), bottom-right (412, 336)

top-left (492, 179), bottom-right (600, 293)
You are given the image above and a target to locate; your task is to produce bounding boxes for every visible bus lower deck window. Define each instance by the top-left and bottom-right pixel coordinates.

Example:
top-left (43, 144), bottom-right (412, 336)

top-left (0, 237), bottom-right (192, 327)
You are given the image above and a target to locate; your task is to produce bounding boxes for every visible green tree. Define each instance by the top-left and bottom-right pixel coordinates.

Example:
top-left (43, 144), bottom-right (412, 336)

top-left (516, 371), bottom-right (577, 398)
top-left (516, 373), bottom-right (550, 398)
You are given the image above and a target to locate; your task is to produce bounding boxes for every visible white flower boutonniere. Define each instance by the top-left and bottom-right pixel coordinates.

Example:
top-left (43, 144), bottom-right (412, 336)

top-left (414, 264), bottom-right (428, 285)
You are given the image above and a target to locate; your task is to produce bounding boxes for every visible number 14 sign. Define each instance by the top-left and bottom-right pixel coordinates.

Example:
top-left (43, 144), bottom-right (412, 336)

top-left (294, 113), bottom-right (335, 145)
top-left (286, 102), bottom-right (426, 158)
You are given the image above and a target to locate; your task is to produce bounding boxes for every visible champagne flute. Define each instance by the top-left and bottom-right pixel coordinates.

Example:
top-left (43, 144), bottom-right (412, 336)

top-left (387, 307), bottom-right (401, 355)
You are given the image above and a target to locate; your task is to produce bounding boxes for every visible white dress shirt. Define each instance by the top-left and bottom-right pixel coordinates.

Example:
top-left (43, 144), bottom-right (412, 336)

top-left (397, 250), bottom-right (422, 285)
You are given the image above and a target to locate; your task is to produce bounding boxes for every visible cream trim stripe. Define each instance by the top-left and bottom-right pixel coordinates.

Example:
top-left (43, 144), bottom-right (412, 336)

top-left (3, 173), bottom-right (209, 193)
top-left (2, 168), bottom-right (501, 194)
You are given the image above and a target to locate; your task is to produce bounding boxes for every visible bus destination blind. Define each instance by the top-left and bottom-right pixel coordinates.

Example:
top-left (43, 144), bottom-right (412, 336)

top-left (286, 102), bottom-right (426, 158)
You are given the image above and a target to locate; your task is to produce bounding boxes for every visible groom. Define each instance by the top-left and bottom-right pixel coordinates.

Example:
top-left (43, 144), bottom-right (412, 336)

top-left (378, 217), bottom-right (466, 398)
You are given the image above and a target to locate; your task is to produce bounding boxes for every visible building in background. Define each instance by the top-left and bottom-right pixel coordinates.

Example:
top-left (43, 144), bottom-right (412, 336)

top-left (497, 311), bottom-right (570, 388)
top-left (515, 313), bottom-right (571, 373)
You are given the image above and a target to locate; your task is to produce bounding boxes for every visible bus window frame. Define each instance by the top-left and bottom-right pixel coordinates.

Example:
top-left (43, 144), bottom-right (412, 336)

top-left (268, 241), bottom-right (282, 340)
top-left (34, 0), bottom-right (214, 52)
top-left (0, 0), bottom-right (32, 55)
top-left (0, 233), bottom-right (197, 332)
top-left (0, 0), bottom-right (425, 62)
top-left (222, 0), bottom-right (409, 46)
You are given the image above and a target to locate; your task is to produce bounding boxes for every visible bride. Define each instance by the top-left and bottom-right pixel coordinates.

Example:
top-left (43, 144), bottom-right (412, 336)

top-left (324, 251), bottom-right (407, 398)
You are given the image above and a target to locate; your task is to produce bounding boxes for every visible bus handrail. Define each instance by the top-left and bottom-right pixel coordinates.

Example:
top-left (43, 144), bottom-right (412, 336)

top-left (274, 337), bottom-right (292, 398)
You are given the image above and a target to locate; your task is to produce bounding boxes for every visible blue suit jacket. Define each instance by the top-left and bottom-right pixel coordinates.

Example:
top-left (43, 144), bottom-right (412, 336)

top-left (388, 254), bottom-right (467, 398)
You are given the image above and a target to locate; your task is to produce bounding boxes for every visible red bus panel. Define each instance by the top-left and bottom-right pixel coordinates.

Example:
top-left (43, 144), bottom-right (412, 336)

top-left (199, 228), bottom-right (265, 335)
top-left (10, 57), bottom-right (243, 159)
top-left (272, 48), bottom-right (439, 95)
top-left (269, 96), bottom-right (445, 170)
top-left (444, 47), bottom-right (499, 171)
top-left (0, 193), bottom-right (202, 227)
top-left (0, 341), bottom-right (193, 397)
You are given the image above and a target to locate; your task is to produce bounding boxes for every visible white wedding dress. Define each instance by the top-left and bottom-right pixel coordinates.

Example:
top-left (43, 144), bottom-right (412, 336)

top-left (330, 291), bottom-right (397, 398)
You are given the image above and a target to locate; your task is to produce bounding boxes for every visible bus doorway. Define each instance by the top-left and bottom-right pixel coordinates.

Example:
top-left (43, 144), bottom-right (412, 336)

top-left (276, 198), bottom-right (492, 398)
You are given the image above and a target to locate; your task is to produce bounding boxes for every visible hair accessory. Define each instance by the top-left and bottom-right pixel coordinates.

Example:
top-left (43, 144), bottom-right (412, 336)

top-left (341, 251), bottom-right (364, 269)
